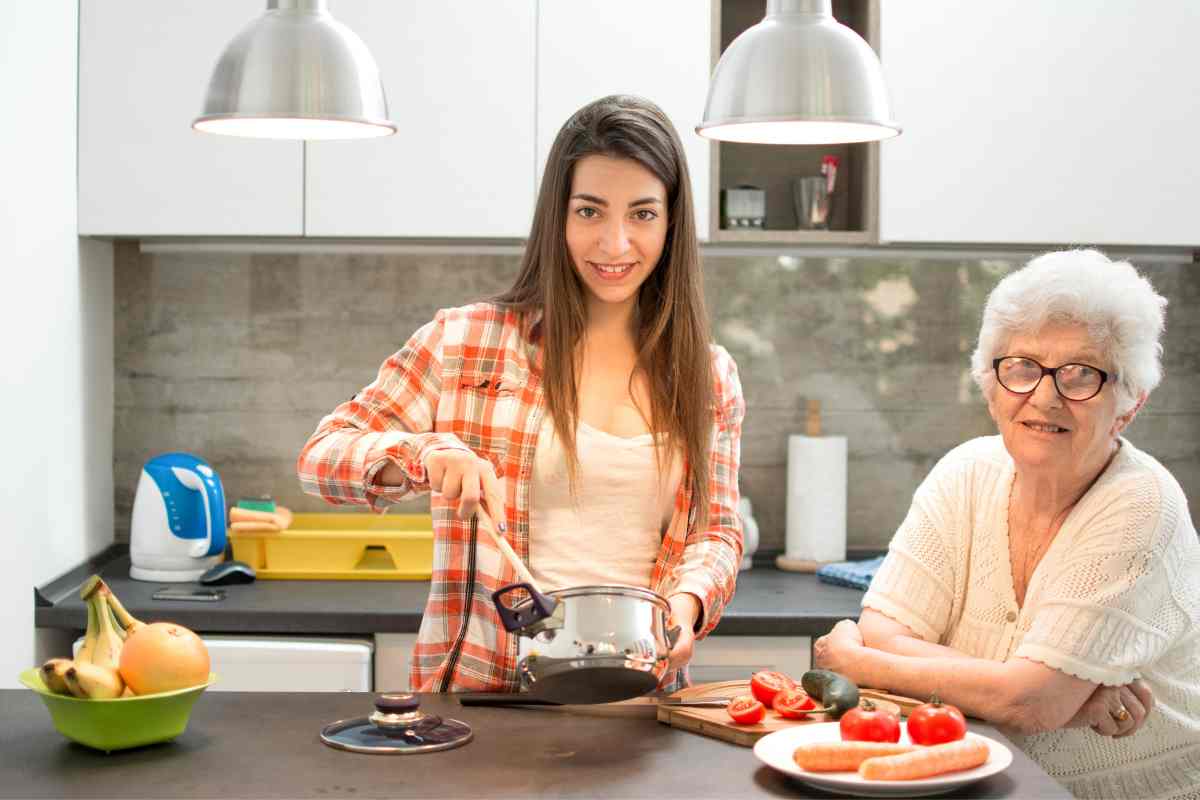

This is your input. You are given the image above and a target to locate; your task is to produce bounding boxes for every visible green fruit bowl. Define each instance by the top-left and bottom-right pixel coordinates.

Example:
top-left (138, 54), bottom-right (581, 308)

top-left (19, 668), bottom-right (217, 753)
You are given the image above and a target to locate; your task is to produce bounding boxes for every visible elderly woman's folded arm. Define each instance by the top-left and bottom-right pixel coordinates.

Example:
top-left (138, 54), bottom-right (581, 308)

top-left (839, 630), bottom-right (1099, 735)
top-left (858, 608), bottom-right (972, 660)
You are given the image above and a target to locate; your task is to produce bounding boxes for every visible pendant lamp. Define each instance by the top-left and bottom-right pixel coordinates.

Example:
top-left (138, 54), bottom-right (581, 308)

top-left (697, 0), bottom-right (899, 144)
top-left (193, 0), bottom-right (396, 140)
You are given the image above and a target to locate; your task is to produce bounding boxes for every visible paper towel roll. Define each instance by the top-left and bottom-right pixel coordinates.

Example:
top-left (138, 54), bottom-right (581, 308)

top-left (783, 435), bottom-right (847, 565)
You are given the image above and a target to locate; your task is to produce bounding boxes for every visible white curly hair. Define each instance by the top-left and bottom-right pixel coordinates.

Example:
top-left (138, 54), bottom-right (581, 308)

top-left (970, 249), bottom-right (1168, 414)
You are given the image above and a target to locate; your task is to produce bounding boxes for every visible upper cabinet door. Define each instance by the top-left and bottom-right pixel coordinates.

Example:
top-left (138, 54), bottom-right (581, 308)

top-left (78, 0), bottom-right (303, 237)
top-left (879, 1), bottom-right (1200, 246)
top-left (537, 1), bottom-right (712, 241)
top-left (305, 2), bottom-right (536, 239)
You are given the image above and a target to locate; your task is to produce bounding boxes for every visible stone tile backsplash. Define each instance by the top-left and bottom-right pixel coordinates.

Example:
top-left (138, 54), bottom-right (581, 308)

top-left (114, 243), bottom-right (1199, 551)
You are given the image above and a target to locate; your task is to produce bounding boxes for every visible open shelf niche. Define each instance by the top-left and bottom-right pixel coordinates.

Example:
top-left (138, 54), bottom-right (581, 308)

top-left (708, 0), bottom-right (881, 244)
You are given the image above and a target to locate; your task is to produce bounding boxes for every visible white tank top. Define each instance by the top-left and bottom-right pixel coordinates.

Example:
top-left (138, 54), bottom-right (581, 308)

top-left (527, 414), bottom-right (683, 592)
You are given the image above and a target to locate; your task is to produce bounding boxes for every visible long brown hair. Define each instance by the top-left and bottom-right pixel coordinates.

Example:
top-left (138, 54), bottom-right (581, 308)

top-left (495, 94), bottom-right (715, 522)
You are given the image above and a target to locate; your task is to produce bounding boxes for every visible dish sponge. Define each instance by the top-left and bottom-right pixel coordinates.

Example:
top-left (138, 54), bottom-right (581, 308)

top-left (229, 503), bottom-right (293, 532)
top-left (237, 497), bottom-right (277, 513)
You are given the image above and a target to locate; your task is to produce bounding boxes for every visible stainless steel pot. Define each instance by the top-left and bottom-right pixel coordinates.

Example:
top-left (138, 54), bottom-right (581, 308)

top-left (488, 582), bottom-right (680, 705)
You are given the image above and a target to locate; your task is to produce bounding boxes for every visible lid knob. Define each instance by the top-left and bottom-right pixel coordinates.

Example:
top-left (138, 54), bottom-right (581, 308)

top-left (375, 693), bottom-right (420, 714)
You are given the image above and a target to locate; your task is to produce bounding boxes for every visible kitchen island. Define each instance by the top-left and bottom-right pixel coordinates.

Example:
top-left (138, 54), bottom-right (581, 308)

top-left (2, 690), bottom-right (1069, 798)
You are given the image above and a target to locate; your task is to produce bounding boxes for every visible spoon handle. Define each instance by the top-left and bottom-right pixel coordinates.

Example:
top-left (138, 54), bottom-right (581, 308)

top-left (476, 506), bottom-right (544, 594)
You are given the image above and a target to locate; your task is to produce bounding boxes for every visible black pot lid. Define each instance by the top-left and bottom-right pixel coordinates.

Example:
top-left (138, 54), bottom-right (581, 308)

top-left (320, 693), bottom-right (473, 755)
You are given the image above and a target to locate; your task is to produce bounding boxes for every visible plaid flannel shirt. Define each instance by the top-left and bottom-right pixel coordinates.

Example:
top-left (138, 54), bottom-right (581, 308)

top-left (297, 303), bottom-right (745, 692)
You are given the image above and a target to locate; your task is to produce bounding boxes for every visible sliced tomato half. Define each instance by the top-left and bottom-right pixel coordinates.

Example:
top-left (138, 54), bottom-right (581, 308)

top-left (727, 694), bottom-right (766, 725)
top-left (749, 670), bottom-right (795, 708)
top-left (773, 687), bottom-right (818, 719)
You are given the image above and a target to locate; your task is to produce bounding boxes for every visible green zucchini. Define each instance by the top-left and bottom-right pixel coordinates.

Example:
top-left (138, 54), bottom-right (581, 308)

top-left (800, 669), bottom-right (860, 719)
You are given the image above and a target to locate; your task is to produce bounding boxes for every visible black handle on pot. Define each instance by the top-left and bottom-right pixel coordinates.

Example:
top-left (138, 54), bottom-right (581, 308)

top-left (492, 582), bottom-right (559, 633)
top-left (458, 692), bottom-right (561, 707)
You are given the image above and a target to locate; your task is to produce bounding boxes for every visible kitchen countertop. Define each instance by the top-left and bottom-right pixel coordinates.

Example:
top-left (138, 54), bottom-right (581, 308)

top-left (35, 551), bottom-right (865, 637)
top-left (1, 690), bottom-right (1069, 799)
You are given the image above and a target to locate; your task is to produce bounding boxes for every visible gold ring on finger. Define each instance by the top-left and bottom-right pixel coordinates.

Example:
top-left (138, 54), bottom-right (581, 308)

top-left (1112, 706), bottom-right (1131, 723)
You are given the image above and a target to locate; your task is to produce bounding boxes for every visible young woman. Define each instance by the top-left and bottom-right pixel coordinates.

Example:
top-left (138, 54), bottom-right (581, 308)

top-left (297, 95), bottom-right (745, 693)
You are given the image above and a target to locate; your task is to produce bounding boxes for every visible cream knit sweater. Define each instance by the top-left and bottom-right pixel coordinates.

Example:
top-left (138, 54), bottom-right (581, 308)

top-left (863, 436), bottom-right (1200, 800)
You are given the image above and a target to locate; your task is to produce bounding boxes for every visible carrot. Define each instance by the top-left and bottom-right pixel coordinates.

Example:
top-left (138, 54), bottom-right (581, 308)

top-left (858, 737), bottom-right (989, 781)
top-left (793, 741), bottom-right (917, 772)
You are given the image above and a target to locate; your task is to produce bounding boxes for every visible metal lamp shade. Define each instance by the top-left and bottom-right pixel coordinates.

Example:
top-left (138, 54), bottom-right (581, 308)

top-left (193, 0), bottom-right (396, 140)
top-left (698, 0), bottom-right (899, 144)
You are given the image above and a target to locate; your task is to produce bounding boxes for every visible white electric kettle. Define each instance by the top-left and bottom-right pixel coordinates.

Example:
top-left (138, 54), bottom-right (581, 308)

top-left (129, 452), bottom-right (227, 582)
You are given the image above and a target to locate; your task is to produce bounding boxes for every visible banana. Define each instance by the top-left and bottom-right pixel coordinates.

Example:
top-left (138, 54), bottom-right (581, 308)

top-left (68, 662), bottom-right (125, 699)
top-left (38, 576), bottom-right (141, 699)
top-left (65, 576), bottom-right (143, 692)
top-left (104, 586), bottom-right (144, 636)
top-left (79, 574), bottom-right (103, 601)
top-left (62, 666), bottom-right (87, 698)
top-left (40, 659), bottom-right (74, 695)
top-left (86, 591), bottom-right (124, 672)
top-left (75, 589), bottom-right (100, 664)
top-left (106, 602), bottom-right (127, 642)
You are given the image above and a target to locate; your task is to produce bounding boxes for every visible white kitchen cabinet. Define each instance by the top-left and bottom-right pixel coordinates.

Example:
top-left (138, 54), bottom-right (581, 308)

top-left (199, 636), bottom-right (374, 692)
top-left (374, 633), bottom-right (417, 693)
top-left (78, 1), bottom-right (714, 240)
top-left (304, 2), bottom-right (537, 238)
top-left (879, 1), bottom-right (1200, 246)
top-left (74, 635), bottom-right (373, 691)
top-left (536, 1), bottom-right (712, 240)
top-left (78, 0), bottom-right (303, 237)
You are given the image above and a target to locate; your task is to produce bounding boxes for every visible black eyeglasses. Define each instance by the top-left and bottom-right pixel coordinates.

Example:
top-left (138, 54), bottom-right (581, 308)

top-left (992, 356), bottom-right (1113, 402)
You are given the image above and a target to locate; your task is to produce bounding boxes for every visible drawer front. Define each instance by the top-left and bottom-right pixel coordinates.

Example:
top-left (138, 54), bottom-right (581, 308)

top-left (74, 635), bottom-right (375, 692)
top-left (374, 633), bottom-right (418, 693)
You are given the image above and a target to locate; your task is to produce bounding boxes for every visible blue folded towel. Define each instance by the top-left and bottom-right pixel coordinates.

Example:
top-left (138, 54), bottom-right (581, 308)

top-left (816, 555), bottom-right (886, 591)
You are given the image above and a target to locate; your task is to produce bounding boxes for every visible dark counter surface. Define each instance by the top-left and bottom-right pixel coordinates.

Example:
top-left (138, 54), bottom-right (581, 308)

top-left (2, 690), bottom-right (1068, 799)
top-left (36, 552), bottom-right (864, 637)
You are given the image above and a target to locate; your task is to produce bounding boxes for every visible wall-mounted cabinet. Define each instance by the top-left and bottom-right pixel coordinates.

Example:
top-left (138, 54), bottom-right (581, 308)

top-left (537, 1), bottom-right (712, 240)
top-left (81, 1), bottom-right (1195, 246)
top-left (78, 1), bottom-right (708, 241)
top-left (78, 0), bottom-right (303, 237)
top-left (880, 1), bottom-right (1200, 246)
top-left (708, 0), bottom-right (881, 245)
top-left (305, 2), bottom-right (535, 239)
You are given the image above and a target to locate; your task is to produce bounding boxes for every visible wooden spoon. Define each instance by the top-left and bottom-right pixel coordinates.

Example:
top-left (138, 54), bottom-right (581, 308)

top-left (475, 506), bottom-right (546, 594)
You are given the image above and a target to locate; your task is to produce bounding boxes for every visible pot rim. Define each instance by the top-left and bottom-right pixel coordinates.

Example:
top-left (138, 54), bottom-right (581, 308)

top-left (547, 584), bottom-right (670, 611)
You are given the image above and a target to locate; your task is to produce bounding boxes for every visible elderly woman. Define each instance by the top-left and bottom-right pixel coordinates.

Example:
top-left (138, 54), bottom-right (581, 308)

top-left (815, 249), bottom-right (1199, 799)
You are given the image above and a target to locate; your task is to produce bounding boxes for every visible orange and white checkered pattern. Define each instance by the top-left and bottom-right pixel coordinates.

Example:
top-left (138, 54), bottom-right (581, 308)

top-left (298, 303), bottom-right (745, 692)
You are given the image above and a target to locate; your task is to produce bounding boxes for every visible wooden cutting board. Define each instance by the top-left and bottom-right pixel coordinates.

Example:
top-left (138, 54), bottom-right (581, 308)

top-left (858, 688), bottom-right (924, 715)
top-left (656, 680), bottom-right (910, 747)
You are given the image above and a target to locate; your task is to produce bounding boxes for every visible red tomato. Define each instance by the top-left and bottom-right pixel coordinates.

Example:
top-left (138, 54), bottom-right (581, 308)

top-left (727, 694), bottom-right (766, 725)
top-left (839, 699), bottom-right (901, 743)
top-left (773, 687), bottom-right (818, 719)
top-left (907, 695), bottom-right (967, 745)
top-left (749, 670), bottom-right (795, 708)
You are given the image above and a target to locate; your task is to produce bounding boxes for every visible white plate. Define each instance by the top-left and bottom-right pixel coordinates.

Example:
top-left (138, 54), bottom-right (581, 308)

top-left (753, 722), bottom-right (1013, 798)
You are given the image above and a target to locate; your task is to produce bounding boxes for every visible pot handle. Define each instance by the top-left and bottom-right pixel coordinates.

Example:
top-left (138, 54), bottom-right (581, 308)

top-left (492, 582), bottom-right (559, 633)
top-left (457, 692), bottom-right (561, 707)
